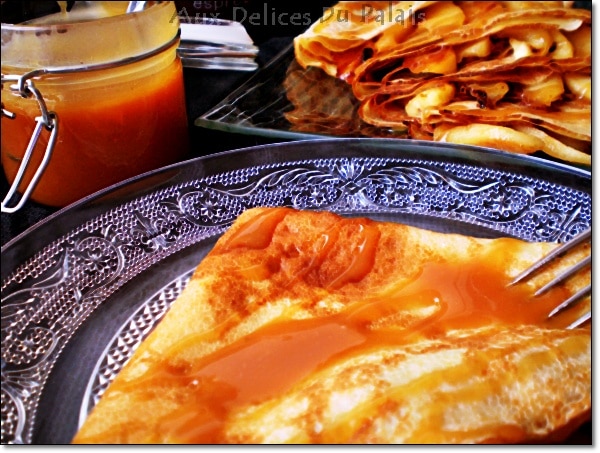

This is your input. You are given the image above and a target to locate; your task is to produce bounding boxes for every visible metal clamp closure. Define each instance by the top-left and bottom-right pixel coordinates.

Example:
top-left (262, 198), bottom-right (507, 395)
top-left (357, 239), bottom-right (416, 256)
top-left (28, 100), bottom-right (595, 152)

top-left (0, 32), bottom-right (181, 213)
top-left (1, 71), bottom-right (58, 213)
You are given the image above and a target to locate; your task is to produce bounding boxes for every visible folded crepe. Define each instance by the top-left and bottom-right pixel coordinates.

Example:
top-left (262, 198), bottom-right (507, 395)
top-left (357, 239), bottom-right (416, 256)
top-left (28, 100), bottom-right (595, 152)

top-left (282, 60), bottom-right (410, 139)
top-left (72, 207), bottom-right (591, 444)
top-left (292, 1), bottom-right (591, 165)
top-left (283, 59), bottom-right (363, 136)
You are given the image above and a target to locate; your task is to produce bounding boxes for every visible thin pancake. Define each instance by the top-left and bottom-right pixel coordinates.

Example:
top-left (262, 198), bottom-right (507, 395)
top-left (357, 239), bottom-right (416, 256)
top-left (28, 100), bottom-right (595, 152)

top-left (72, 207), bottom-right (591, 444)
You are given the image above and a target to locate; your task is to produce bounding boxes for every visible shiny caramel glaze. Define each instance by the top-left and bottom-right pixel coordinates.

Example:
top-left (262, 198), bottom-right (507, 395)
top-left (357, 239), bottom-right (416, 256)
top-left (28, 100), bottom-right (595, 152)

top-left (72, 207), bottom-right (590, 444)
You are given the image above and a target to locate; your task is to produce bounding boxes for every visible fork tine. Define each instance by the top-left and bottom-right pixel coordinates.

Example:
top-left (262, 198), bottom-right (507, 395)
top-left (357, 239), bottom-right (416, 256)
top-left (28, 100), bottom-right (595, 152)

top-left (510, 228), bottom-right (591, 286)
top-left (535, 255), bottom-right (591, 296)
top-left (566, 311), bottom-right (591, 330)
top-left (547, 284), bottom-right (591, 318)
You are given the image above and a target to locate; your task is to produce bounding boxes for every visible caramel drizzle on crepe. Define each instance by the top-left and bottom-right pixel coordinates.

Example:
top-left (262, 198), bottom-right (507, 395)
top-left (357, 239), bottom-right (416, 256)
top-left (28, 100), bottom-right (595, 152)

top-left (72, 207), bottom-right (591, 444)
top-left (293, 2), bottom-right (591, 164)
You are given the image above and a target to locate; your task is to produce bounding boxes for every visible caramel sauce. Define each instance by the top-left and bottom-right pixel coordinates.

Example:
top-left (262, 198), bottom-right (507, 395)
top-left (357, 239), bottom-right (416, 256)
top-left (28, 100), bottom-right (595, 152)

top-left (96, 209), bottom-right (578, 443)
top-left (324, 223), bottom-right (380, 290)
top-left (1, 53), bottom-right (189, 207)
top-left (220, 207), bottom-right (290, 250)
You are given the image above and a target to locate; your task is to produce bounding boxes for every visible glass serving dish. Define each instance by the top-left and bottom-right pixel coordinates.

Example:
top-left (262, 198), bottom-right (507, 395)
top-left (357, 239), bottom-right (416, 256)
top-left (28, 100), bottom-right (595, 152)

top-left (196, 43), bottom-right (591, 171)
top-left (196, 43), bottom-right (386, 141)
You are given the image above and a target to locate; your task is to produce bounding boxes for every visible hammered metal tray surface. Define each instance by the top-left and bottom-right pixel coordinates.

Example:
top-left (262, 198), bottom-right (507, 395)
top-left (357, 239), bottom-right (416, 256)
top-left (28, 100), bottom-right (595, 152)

top-left (0, 139), bottom-right (591, 444)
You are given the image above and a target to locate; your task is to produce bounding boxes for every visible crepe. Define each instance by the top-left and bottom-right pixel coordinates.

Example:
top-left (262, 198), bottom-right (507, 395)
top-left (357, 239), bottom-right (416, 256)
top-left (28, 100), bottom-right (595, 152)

top-left (292, 1), bottom-right (591, 165)
top-left (72, 207), bottom-right (591, 444)
top-left (283, 59), bottom-right (363, 136)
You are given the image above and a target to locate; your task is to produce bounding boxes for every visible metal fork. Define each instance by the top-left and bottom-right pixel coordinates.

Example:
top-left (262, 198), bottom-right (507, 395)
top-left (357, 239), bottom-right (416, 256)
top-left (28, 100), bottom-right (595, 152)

top-left (510, 228), bottom-right (591, 329)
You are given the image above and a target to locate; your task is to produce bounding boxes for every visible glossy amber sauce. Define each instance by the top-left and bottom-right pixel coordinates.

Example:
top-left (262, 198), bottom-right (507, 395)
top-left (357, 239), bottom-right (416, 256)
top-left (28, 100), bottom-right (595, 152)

top-left (85, 208), bottom-right (578, 443)
top-left (1, 49), bottom-right (189, 207)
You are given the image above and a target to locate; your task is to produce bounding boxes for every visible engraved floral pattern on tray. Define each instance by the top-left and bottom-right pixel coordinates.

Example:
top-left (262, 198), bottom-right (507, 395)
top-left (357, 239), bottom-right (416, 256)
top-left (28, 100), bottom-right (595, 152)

top-left (1, 155), bottom-right (591, 444)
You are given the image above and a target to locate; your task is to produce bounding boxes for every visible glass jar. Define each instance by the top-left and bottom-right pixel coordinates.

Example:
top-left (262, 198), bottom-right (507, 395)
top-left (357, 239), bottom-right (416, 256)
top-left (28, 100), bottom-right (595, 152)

top-left (1, 1), bottom-right (190, 210)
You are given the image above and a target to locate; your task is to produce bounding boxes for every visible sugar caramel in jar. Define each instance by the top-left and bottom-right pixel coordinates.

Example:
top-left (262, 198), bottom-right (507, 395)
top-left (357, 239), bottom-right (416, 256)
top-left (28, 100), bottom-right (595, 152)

top-left (1, 2), bottom-right (190, 208)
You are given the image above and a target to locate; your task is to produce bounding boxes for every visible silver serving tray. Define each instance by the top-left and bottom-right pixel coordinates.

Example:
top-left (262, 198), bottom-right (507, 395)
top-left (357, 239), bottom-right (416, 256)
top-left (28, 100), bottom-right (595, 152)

top-left (0, 138), bottom-right (591, 444)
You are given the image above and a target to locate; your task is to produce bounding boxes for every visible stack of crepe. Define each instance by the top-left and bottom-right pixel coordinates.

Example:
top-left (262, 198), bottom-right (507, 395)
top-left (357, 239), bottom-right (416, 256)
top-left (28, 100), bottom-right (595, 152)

top-left (293, 1), bottom-right (591, 165)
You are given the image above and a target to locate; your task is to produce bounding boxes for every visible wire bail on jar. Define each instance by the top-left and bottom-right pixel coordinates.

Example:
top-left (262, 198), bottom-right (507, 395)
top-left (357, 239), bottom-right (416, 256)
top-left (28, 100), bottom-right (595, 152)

top-left (1, 70), bottom-right (59, 213)
top-left (0, 31), bottom-right (181, 214)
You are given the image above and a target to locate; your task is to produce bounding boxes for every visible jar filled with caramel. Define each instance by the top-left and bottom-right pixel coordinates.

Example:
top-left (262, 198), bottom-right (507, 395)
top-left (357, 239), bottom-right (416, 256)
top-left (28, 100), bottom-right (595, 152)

top-left (1, 1), bottom-right (190, 210)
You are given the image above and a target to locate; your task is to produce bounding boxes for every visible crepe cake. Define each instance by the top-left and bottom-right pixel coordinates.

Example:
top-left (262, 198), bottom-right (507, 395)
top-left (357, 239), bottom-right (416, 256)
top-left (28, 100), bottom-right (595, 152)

top-left (72, 207), bottom-right (591, 444)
